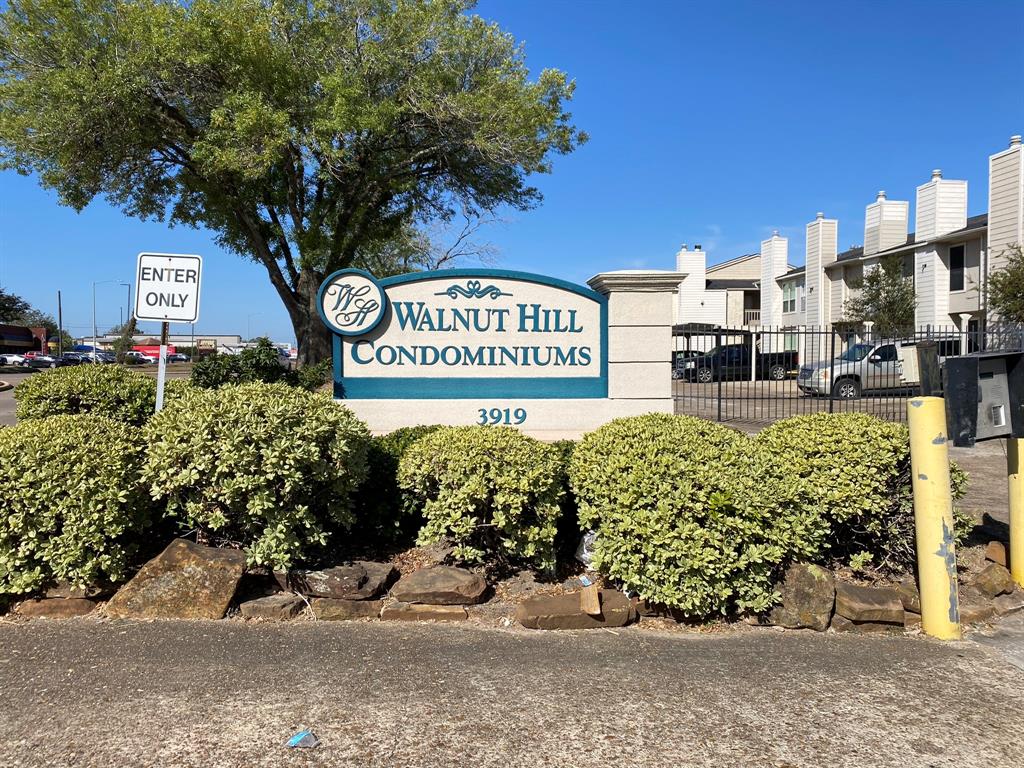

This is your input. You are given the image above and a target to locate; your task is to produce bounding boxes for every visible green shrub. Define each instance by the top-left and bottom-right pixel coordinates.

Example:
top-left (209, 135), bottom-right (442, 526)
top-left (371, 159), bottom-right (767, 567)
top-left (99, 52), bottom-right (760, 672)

top-left (14, 364), bottom-right (156, 425)
top-left (190, 338), bottom-right (288, 389)
top-left (753, 412), bottom-right (971, 572)
top-left (354, 425), bottom-right (445, 545)
top-left (142, 382), bottom-right (371, 569)
top-left (0, 415), bottom-right (150, 595)
top-left (190, 339), bottom-right (327, 392)
top-left (293, 359), bottom-right (332, 392)
top-left (570, 413), bottom-right (788, 617)
top-left (189, 352), bottom-right (240, 388)
top-left (399, 426), bottom-right (564, 569)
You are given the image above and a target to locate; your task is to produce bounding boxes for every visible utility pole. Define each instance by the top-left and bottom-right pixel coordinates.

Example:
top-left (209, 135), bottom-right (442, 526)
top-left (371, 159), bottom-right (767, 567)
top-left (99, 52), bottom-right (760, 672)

top-left (57, 290), bottom-right (64, 356)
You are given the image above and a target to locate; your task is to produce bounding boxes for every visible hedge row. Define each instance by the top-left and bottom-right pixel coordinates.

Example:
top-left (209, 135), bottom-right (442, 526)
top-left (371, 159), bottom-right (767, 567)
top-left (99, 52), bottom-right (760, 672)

top-left (2, 366), bottom-right (973, 619)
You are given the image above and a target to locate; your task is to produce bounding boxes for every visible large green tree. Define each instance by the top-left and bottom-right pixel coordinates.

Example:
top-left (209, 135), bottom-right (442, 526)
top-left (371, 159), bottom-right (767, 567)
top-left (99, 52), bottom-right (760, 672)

top-left (0, 287), bottom-right (31, 322)
top-left (0, 0), bottom-right (585, 362)
top-left (843, 255), bottom-right (916, 334)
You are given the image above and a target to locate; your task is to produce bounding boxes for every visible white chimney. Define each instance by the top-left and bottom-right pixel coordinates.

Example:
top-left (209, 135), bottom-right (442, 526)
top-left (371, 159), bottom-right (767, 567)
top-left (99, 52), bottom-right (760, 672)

top-left (805, 212), bottom-right (838, 326)
top-left (988, 134), bottom-right (1024, 275)
top-left (759, 231), bottom-right (788, 327)
top-left (915, 169), bottom-right (967, 241)
top-left (676, 243), bottom-right (708, 324)
top-left (864, 191), bottom-right (909, 255)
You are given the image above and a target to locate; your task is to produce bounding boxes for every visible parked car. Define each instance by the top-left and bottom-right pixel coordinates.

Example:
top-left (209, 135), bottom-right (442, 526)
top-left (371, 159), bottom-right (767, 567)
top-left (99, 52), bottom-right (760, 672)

top-left (796, 338), bottom-right (963, 399)
top-left (124, 350), bottom-right (158, 364)
top-left (0, 353), bottom-right (27, 365)
top-left (59, 352), bottom-right (88, 365)
top-left (671, 350), bottom-right (704, 379)
top-left (167, 353), bottom-right (190, 363)
top-left (20, 354), bottom-right (72, 369)
top-left (678, 343), bottom-right (798, 383)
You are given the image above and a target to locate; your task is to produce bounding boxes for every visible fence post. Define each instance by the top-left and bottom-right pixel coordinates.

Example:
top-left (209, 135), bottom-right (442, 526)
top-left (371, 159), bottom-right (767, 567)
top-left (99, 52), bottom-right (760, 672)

top-left (827, 328), bottom-right (837, 413)
top-left (715, 328), bottom-right (723, 423)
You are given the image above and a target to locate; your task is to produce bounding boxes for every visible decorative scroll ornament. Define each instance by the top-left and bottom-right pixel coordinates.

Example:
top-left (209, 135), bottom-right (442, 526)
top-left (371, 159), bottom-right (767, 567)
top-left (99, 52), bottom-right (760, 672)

top-left (434, 279), bottom-right (512, 300)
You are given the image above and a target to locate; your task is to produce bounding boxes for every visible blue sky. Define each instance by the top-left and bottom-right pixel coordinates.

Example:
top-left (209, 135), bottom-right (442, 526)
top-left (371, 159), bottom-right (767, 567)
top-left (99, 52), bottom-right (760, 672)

top-left (1, 0), bottom-right (1022, 343)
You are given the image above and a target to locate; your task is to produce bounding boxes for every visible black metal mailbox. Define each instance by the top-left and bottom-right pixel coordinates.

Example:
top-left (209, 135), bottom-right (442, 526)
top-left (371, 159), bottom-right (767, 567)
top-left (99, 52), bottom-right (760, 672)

top-left (943, 351), bottom-right (1024, 447)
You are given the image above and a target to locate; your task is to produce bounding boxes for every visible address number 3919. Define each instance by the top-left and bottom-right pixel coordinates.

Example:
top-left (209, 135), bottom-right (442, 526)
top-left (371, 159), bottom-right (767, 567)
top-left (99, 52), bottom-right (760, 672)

top-left (477, 407), bottom-right (527, 426)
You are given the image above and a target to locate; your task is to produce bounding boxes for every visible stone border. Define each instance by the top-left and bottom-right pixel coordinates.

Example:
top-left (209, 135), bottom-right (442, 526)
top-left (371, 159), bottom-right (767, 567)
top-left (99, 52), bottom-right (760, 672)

top-left (0, 381), bottom-right (12, 392)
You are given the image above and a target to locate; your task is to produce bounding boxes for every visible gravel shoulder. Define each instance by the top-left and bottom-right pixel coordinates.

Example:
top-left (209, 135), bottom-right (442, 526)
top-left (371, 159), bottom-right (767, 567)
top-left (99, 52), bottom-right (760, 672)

top-left (0, 617), bottom-right (1022, 768)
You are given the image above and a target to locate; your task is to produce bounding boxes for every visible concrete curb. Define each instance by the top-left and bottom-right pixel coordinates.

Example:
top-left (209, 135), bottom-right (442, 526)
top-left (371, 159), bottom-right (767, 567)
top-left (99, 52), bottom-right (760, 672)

top-left (0, 381), bottom-right (11, 392)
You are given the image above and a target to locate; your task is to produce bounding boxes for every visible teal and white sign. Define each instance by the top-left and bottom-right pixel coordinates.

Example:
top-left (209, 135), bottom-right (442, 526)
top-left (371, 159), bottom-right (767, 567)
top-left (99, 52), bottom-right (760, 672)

top-left (318, 269), bottom-right (609, 400)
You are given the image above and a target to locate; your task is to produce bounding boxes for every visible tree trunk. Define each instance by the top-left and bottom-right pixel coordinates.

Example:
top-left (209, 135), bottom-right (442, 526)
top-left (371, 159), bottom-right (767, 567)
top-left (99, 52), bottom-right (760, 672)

top-left (293, 268), bottom-right (333, 366)
top-left (296, 315), bottom-right (333, 366)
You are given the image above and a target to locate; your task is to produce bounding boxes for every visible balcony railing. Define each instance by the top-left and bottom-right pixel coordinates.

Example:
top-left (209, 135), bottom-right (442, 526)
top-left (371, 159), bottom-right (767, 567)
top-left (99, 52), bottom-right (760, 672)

top-left (743, 309), bottom-right (761, 326)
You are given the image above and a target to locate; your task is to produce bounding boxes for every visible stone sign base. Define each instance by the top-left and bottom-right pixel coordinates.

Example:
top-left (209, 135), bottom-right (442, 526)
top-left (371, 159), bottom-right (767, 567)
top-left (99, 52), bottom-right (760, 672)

top-left (341, 397), bottom-right (673, 441)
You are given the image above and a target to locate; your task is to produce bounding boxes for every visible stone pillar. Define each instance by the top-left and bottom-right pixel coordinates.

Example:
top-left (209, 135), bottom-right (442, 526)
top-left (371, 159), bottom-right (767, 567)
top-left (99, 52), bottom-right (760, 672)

top-left (587, 271), bottom-right (685, 406)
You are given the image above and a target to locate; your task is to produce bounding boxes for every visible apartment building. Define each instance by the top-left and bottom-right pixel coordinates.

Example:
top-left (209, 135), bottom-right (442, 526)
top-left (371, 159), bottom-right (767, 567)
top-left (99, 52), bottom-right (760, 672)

top-left (673, 134), bottom-right (1022, 338)
top-left (673, 242), bottom-right (795, 329)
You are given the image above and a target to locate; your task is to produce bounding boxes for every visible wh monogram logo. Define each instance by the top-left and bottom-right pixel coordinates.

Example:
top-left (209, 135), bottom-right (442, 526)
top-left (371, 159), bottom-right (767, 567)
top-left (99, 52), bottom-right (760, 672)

top-left (329, 283), bottom-right (380, 328)
top-left (320, 271), bottom-right (387, 336)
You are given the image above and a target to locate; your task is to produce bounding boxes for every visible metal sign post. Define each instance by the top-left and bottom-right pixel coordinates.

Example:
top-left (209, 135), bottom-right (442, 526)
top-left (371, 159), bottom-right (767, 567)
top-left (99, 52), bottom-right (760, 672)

top-left (155, 321), bottom-right (170, 411)
top-left (133, 252), bottom-right (202, 413)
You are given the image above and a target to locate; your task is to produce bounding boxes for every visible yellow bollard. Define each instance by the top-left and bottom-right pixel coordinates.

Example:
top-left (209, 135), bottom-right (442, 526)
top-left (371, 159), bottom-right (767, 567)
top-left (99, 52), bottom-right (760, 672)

top-left (908, 396), bottom-right (961, 640)
top-left (1009, 438), bottom-right (1024, 587)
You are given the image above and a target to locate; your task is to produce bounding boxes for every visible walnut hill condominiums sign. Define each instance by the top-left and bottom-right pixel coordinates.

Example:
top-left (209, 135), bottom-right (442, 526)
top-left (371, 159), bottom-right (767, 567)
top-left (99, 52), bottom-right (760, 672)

top-left (318, 269), bottom-right (608, 400)
top-left (134, 252), bottom-right (202, 323)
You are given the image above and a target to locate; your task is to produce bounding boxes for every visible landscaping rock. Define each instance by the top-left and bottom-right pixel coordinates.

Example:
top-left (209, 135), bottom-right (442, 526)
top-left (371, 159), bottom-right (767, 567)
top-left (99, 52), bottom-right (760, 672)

top-left (993, 589), bottom-right (1024, 616)
top-left (769, 563), bottom-right (835, 631)
top-left (897, 576), bottom-right (921, 614)
top-left (633, 598), bottom-right (686, 621)
top-left (44, 581), bottom-right (113, 600)
top-left (985, 541), bottom-right (1008, 568)
top-left (959, 597), bottom-right (997, 625)
top-left (380, 602), bottom-right (468, 622)
top-left (390, 566), bottom-right (487, 605)
top-left (105, 539), bottom-right (245, 620)
top-left (903, 611), bottom-right (921, 630)
top-left (958, 546), bottom-right (988, 576)
top-left (830, 613), bottom-right (901, 634)
top-left (352, 562), bottom-right (397, 599)
top-left (973, 563), bottom-right (1015, 598)
top-left (515, 590), bottom-right (636, 630)
top-left (835, 583), bottom-right (904, 625)
top-left (289, 565), bottom-right (367, 599)
top-left (17, 598), bottom-right (96, 618)
top-left (239, 593), bottom-right (304, 620)
top-left (311, 598), bottom-right (383, 621)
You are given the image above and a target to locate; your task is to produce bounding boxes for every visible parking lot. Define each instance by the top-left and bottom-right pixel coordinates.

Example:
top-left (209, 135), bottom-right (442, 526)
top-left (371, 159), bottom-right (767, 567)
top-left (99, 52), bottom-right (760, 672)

top-left (0, 364), bottom-right (192, 427)
top-left (674, 378), bottom-right (914, 425)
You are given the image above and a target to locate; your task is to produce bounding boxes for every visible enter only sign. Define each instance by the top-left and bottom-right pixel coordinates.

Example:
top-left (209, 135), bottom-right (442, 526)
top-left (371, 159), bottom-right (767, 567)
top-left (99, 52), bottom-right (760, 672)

top-left (134, 253), bottom-right (202, 323)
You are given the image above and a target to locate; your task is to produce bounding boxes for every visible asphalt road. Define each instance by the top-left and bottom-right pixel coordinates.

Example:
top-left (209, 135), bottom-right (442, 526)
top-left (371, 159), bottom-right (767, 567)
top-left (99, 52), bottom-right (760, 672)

top-left (0, 371), bottom-right (31, 426)
top-left (0, 617), bottom-right (1022, 768)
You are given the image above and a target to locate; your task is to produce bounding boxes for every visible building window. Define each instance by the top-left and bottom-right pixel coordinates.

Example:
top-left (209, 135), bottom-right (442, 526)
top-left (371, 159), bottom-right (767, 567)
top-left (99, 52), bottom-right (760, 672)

top-left (782, 283), bottom-right (796, 313)
top-left (949, 245), bottom-right (965, 291)
top-left (798, 285), bottom-right (806, 312)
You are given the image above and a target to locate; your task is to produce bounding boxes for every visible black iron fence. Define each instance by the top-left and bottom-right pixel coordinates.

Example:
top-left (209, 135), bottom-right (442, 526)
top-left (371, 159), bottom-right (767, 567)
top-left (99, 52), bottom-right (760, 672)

top-left (672, 323), bottom-right (1024, 426)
